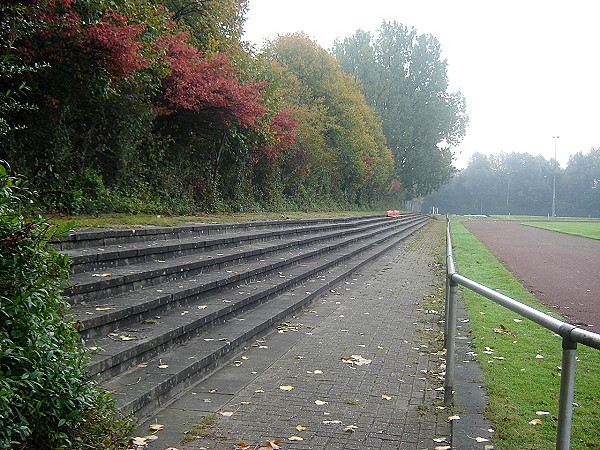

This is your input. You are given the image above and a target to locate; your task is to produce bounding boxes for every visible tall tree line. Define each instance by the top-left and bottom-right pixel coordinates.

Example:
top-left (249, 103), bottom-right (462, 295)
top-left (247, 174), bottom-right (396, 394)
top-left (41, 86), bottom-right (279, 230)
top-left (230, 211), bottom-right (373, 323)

top-left (423, 150), bottom-right (600, 217)
top-left (1, 1), bottom-right (465, 214)
top-left (333, 22), bottom-right (468, 199)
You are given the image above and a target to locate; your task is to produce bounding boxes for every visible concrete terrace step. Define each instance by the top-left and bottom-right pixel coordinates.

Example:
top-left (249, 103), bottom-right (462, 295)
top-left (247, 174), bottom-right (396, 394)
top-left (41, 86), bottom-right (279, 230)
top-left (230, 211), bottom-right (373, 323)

top-left (64, 216), bottom-right (417, 304)
top-left (60, 216), bottom-right (389, 274)
top-left (81, 218), bottom-right (427, 383)
top-left (102, 219), bottom-right (430, 418)
top-left (70, 215), bottom-right (427, 340)
top-left (53, 215), bottom-right (392, 252)
top-left (56, 214), bottom-right (431, 420)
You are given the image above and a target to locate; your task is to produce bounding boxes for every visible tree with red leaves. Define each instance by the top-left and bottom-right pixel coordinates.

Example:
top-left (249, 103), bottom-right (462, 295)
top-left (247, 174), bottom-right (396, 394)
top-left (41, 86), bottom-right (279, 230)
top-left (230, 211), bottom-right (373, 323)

top-left (86, 11), bottom-right (148, 78)
top-left (257, 108), bottom-right (299, 162)
top-left (158, 31), bottom-right (267, 129)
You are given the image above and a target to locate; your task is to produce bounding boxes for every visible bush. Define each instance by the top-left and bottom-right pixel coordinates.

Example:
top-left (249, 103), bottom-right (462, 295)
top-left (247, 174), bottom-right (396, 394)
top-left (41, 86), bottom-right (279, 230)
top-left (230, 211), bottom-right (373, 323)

top-left (0, 164), bottom-right (132, 449)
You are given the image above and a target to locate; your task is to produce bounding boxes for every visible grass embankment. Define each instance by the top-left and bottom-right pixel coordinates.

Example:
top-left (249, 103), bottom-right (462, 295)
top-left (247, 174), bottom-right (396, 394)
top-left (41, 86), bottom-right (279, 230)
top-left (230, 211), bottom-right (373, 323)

top-left (47, 211), bottom-right (387, 229)
top-left (450, 220), bottom-right (600, 449)
top-left (522, 222), bottom-right (600, 240)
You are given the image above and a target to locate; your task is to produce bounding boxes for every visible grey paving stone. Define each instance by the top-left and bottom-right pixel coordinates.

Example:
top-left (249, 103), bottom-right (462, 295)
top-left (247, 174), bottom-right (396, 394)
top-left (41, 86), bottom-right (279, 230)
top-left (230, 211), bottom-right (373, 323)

top-left (134, 220), bottom-right (487, 449)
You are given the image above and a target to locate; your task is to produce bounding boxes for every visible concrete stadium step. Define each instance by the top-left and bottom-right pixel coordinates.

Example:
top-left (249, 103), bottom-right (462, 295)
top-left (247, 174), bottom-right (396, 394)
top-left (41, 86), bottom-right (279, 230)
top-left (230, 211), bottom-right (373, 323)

top-left (69, 215), bottom-right (426, 341)
top-left (57, 214), bottom-right (431, 420)
top-left (54, 215), bottom-right (389, 252)
top-left (101, 219), bottom-right (431, 418)
top-left (78, 217), bottom-right (427, 382)
top-left (58, 216), bottom-right (389, 274)
top-left (64, 216), bottom-right (409, 304)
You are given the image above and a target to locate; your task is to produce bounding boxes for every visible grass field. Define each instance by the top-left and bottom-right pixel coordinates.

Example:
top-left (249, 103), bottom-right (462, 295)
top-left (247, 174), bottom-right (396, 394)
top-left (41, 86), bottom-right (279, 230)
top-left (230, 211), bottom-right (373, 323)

top-left (522, 221), bottom-right (600, 240)
top-left (490, 215), bottom-right (600, 223)
top-left (450, 220), bottom-right (600, 449)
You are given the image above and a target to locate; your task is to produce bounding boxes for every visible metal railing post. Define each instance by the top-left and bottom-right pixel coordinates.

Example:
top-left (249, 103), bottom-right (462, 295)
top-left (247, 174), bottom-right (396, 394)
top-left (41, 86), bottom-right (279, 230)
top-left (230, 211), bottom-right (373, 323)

top-left (556, 336), bottom-right (577, 450)
top-left (444, 273), bottom-right (458, 405)
top-left (444, 216), bottom-right (457, 405)
top-left (444, 217), bottom-right (600, 449)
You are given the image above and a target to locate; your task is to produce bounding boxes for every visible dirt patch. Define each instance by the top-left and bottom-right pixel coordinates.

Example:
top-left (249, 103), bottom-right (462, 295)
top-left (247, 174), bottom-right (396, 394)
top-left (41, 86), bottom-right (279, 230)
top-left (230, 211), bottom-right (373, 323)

top-left (463, 221), bottom-right (600, 330)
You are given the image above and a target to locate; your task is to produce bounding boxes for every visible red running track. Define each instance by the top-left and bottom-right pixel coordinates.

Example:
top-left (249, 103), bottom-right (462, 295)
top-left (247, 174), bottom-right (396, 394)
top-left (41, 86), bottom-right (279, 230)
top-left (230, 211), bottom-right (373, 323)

top-left (463, 221), bottom-right (600, 330)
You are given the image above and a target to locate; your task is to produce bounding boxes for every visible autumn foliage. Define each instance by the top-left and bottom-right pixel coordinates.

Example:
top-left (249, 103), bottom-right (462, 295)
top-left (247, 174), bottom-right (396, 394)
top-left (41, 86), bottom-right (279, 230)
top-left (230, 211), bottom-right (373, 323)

top-left (257, 108), bottom-right (299, 161)
top-left (1, 0), bottom-right (404, 215)
top-left (86, 11), bottom-right (148, 77)
top-left (159, 32), bottom-right (267, 128)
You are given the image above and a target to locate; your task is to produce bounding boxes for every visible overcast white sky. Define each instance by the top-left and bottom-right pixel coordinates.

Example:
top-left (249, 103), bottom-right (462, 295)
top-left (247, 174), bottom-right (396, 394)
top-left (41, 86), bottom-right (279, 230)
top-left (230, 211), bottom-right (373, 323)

top-left (243, 0), bottom-right (600, 168)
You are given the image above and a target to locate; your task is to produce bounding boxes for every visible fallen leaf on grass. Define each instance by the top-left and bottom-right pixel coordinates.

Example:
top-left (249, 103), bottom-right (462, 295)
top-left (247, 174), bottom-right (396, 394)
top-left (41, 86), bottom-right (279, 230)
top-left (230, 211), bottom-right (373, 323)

top-left (535, 354), bottom-right (544, 359)
top-left (279, 385), bottom-right (294, 391)
top-left (493, 324), bottom-right (511, 334)
top-left (536, 411), bottom-right (550, 416)
top-left (529, 418), bottom-right (543, 425)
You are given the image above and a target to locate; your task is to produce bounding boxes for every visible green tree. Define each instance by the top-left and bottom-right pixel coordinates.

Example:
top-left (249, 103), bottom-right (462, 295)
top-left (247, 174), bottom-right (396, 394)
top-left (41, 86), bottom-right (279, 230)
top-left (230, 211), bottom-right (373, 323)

top-left (423, 151), bottom-right (559, 216)
top-left (162, 0), bottom-right (248, 52)
top-left (334, 21), bottom-right (468, 198)
top-left (562, 149), bottom-right (600, 216)
top-left (262, 33), bottom-right (395, 207)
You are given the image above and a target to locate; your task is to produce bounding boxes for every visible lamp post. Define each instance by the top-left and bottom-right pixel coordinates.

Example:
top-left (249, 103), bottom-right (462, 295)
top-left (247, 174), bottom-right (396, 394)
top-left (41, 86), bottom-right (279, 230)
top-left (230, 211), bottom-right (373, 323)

top-left (552, 136), bottom-right (559, 217)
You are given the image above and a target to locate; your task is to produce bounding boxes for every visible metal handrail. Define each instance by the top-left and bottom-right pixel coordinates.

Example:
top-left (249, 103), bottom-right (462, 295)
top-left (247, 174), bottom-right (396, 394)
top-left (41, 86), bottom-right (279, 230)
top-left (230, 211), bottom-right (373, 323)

top-left (444, 216), bottom-right (600, 450)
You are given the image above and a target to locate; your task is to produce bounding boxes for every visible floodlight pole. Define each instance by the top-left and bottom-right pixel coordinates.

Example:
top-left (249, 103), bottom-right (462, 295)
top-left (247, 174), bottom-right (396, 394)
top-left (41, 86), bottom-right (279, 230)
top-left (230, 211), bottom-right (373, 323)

top-left (552, 136), bottom-right (559, 217)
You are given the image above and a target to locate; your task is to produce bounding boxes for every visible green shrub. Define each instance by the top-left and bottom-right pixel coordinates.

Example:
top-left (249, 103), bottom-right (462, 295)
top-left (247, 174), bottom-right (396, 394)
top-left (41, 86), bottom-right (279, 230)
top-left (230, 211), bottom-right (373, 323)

top-left (0, 164), bottom-right (132, 449)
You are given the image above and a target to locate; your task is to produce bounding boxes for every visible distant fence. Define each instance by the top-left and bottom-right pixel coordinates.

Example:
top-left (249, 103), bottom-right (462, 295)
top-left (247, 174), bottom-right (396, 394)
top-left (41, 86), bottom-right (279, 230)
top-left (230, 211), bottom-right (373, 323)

top-left (444, 217), bottom-right (600, 450)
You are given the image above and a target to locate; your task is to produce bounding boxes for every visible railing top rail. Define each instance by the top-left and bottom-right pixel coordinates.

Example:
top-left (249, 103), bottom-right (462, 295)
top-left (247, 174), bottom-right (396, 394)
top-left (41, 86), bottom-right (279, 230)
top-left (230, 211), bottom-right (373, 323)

top-left (445, 217), bottom-right (600, 350)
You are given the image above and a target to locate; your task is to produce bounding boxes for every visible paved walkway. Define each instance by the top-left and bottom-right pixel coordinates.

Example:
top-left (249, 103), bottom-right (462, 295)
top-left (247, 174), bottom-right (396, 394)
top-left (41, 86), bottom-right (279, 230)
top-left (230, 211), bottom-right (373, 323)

top-left (137, 220), bottom-right (487, 449)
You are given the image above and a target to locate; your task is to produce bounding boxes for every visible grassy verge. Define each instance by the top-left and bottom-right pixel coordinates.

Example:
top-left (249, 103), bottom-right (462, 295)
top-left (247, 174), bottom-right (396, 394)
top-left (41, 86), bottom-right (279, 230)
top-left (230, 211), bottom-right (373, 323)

top-left (47, 211), bottom-right (388, 229)
top-left (450, 220), bottom-right (600, 449)
top-left (522, 222), bottom-right (600, 240)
